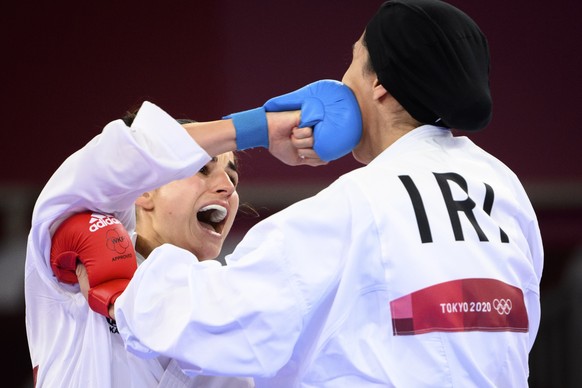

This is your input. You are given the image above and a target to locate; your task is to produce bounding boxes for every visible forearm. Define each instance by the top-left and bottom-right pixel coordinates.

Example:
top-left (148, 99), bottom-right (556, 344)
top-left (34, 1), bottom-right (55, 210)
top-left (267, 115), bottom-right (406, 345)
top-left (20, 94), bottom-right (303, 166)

top-left (115, 243), bottom-right (303, 375)
top-left (182, 119), bottom-right (238, 157)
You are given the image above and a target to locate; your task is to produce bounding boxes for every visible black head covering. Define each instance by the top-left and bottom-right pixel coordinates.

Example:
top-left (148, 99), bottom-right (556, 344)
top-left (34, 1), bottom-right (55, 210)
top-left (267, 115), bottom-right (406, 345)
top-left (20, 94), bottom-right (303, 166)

top-left (364, 0), bottom-right (491, 131)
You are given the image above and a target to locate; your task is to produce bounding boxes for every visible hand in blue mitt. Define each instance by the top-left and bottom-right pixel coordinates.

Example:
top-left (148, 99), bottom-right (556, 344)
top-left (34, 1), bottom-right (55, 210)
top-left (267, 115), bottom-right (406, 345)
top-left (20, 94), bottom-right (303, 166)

top-left (226, 80), bottom-right (362, 162)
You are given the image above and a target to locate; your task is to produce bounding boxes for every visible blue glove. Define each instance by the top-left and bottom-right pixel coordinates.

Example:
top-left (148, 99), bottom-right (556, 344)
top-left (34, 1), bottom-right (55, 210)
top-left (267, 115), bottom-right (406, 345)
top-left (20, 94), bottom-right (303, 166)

top-left (264, 79), bottom-right (362, 162)
top-left (225, 80), bottom-right (362, 161)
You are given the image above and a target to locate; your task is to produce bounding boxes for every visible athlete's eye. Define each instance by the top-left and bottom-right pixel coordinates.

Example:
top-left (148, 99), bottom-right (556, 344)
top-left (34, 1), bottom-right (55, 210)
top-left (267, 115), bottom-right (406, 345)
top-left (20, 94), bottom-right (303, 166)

top-left (198, 166), bottom-right (209, 176)
top-left (228, 172), bottom-right (239, 187)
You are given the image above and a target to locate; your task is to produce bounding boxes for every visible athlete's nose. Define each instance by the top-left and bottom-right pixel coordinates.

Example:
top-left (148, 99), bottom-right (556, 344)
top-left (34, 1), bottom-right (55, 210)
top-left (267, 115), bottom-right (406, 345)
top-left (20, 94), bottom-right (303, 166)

top-left (210, 170), bottom-right (236, 196)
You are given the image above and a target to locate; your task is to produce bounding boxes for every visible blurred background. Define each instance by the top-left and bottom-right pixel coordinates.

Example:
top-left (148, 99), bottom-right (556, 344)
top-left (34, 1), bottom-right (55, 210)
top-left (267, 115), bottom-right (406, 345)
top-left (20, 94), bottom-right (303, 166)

top-left (2, 1), bottom-right (581, 386)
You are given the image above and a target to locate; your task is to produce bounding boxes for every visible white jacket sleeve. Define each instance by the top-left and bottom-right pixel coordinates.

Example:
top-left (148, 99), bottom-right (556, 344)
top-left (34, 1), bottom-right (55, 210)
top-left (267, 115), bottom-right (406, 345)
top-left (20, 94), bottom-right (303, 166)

top-left (115, 180), bottom-right (356, 377)
top-left (26, 101), bottom-right (211, 284)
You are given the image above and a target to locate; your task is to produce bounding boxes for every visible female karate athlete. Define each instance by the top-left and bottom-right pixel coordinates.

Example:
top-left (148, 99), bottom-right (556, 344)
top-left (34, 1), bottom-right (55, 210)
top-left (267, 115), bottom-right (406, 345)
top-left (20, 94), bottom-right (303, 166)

top-left (26, 80), bottom-right (361, 387)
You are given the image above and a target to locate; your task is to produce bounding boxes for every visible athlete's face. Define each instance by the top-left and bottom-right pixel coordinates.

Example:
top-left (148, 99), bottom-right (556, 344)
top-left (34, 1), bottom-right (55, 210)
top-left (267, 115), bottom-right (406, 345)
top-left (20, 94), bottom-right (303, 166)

top-left (138, 153), bottom-right (239, 261)
top-left (342, 33), bottom-right (370, 94)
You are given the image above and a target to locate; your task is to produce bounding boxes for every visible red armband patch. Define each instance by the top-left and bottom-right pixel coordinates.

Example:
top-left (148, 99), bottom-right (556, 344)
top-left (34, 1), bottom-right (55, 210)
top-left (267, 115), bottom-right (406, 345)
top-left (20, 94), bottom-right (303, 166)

top-left (390, 278), bottom-right (528, 335)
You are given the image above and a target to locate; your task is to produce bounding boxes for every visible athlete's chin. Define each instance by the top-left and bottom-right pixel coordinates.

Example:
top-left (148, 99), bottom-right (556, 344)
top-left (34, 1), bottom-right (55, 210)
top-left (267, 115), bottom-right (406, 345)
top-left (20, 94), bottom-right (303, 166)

top-left (352, 145), bottom-right (372, 165)
top-left (194, 244), bottom-right (223, 262)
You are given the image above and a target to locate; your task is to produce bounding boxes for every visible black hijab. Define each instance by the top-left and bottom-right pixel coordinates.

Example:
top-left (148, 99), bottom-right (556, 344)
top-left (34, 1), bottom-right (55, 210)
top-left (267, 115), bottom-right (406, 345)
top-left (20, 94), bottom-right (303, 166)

top-left (364, 0), bottom-right (491, 131)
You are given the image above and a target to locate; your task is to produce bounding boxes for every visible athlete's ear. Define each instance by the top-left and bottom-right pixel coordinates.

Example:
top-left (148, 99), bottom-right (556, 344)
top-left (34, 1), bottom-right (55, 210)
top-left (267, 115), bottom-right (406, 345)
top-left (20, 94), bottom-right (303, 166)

top-left (135, 192), bottom-right (154, 210)
top-left (372, 78), bottom-right (388, 101)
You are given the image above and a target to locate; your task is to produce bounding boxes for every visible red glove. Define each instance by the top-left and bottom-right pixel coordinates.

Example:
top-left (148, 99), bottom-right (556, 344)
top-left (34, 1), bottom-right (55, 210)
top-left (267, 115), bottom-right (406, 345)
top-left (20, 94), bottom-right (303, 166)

top-left (50, 211), bottom-right (137, 318)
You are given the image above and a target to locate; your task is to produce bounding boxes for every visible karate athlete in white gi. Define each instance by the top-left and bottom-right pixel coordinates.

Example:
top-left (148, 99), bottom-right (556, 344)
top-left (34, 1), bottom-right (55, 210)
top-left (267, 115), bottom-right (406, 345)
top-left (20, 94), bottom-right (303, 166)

top-left (25, 117), bottom-right (253, 387)
top-left (58, 0), bottom-right (543, 386)
top-left (26, 79), bottom-right (361, 388)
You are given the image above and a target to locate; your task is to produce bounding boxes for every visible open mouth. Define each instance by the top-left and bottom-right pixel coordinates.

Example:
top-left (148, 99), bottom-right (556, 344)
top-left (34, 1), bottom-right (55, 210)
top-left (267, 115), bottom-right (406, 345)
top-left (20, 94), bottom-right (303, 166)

top-left (197, 204), bottom-right (228, 234)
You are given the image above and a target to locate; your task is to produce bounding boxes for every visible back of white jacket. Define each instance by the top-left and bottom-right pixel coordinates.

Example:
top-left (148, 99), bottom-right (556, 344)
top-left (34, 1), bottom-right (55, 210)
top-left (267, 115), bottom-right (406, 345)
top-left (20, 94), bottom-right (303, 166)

top-left (116, 125), bottom-right (543, 387)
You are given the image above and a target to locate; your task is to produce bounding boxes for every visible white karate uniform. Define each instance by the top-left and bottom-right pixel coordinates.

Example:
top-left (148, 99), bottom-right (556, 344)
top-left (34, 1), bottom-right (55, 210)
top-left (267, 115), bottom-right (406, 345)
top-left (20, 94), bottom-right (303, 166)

top-left (24, 101), bottom-right (253, 387)
top-left (115, 118), bottom-right (543, 387)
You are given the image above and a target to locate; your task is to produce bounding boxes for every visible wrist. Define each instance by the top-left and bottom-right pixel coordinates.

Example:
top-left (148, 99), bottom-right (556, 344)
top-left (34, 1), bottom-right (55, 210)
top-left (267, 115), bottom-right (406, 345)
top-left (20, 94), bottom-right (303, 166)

top-left (108, 304), bottom-right (116, 320)
top-left (226, 107), bottom-right (269, 150)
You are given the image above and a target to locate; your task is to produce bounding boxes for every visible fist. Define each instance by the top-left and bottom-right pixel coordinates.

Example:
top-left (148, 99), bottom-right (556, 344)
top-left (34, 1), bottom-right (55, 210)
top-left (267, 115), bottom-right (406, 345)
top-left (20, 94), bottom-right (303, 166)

top-left (264, 79), bottom-right (363, 162)
top-left (51, 211), bottom-right (137, 317)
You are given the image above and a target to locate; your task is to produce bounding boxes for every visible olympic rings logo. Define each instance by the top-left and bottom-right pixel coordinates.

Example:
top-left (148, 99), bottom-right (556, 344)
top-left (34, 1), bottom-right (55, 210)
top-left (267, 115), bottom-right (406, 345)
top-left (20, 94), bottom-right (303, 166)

top-left (493, 299), bottom-right (512, 315)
